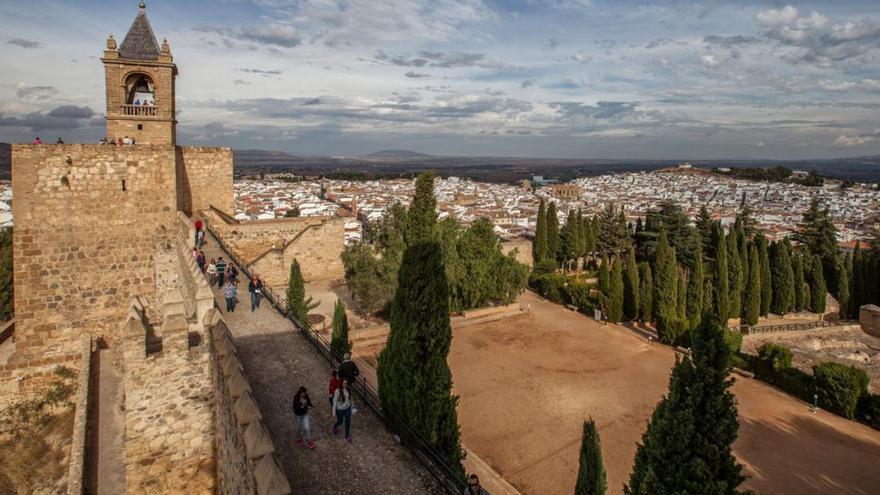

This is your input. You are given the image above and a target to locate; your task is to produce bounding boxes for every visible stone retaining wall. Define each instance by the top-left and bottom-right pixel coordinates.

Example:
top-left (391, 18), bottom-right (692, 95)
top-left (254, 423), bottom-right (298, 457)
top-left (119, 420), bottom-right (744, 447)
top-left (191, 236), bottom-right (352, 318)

top-left (66, 336), bottom-right (92, 495)
top-left (860, 305), bottom-right (880, 338)
top-left (208, 310), bottom-right (291, 495)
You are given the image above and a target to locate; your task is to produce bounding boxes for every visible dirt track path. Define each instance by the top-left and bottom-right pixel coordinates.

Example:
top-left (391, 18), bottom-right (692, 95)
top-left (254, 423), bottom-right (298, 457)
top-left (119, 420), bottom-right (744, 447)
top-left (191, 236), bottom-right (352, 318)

top-left (201, 232), bottom-right (440, 494)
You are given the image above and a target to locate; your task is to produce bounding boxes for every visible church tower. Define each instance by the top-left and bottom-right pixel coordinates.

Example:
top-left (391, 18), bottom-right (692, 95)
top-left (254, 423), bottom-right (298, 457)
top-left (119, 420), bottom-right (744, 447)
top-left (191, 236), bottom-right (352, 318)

top-left (101, 2), bottom-right (177, 145)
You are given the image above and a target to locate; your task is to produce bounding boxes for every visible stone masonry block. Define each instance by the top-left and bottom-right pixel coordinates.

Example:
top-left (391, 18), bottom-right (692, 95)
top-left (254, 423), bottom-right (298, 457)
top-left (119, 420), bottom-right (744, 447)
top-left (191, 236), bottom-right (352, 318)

top-left (254, 455), bottom-right (291, 495)
top-left (860, 305), bottom-right (880, 338)
top-left (243, 419), bottom-right (275, 460)
top-left (226, 366), bottom-right (251, 399)
top-left (222, 352), bottom-right (242, 378)
top-left (234, 390), bottom-right (262, 427)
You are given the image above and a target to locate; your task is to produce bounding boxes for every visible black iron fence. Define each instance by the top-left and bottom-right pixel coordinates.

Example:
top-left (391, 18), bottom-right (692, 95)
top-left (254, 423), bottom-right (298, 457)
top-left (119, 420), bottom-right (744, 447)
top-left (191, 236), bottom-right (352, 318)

top-left (205, 223), bottom-right (467, 494)
top-left (740, 319), bottom-right (838, 335)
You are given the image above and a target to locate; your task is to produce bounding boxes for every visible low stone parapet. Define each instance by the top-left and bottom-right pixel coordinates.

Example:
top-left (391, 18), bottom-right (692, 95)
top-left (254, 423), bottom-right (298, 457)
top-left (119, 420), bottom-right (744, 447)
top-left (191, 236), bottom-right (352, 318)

top-left (860, 305), bottom-right (880, 338)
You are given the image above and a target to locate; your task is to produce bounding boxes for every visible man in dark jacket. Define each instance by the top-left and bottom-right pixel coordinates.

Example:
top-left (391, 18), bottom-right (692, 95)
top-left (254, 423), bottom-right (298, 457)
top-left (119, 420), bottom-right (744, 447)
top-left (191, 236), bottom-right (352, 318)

top-left (338, 353), bottom-right (360, 385)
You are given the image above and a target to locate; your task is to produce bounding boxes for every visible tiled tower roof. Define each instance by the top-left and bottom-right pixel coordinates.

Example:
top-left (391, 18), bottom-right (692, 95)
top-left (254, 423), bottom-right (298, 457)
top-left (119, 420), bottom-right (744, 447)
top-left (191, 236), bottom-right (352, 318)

top-left (118, 3), bottom-right (161, 60)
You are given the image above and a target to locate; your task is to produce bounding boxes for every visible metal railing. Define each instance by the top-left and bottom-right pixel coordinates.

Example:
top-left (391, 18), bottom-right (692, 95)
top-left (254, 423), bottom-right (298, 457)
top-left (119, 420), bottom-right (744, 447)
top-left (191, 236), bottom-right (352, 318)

top-left (204, 222), bottom-right (467, 494)
top-left (741, 319), bottom-right (836, 335)
top-left (120, 104), bottom-right (157, 117)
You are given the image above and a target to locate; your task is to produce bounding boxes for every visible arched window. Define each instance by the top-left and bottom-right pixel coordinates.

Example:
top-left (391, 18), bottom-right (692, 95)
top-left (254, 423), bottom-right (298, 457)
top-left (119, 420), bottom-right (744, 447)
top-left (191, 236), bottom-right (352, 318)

top-left (125, 73), bottom-right (155, 106)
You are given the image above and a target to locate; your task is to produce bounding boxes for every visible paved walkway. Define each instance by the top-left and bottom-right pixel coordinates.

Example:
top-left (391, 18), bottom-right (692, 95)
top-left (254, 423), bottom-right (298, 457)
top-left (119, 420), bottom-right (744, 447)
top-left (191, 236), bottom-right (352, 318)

top-left (201, 234), bottom-right (440, 494)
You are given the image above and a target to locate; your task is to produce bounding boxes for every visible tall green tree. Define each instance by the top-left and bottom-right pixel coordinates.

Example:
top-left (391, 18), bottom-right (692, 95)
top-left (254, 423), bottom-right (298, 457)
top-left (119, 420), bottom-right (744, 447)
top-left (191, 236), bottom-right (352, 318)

top-left (639, 263), bottom-right (653, 323)
top-left (535, 199), bottom-right (548, 262)
top-left (624, 247), bottom-right (640, 321)
top-left (793, 252), bottom-right (806, 312)
top-left (737, 223), bottom-right (749, 312)
top-left (696, 206), bottom-right (713, 258)
top-left (713, 224), bottom-right (730, 323)
top-left (406, 173), bottom-right (438, 246)
top-left (0, 228), bottom-right (12, 320)
top-left (687, 248), bottom-right (704, 329)
top-left (808, 254), bottom-right (828, 313)
top-left (547, 201), bottom-right (561, 263)
top-left (330, 299), bottom-right (352, 359)
top-left (837, 254), bottom-right (850, 319)
top-left (756, 234), bottom-right (772, 317)
top-left (769, 241), bottom-right (795, 315)
top-left (377, 241), bottom-right (465, 478)
top-left (286, 258), bottom-right (318, 325)
top-left (743, 245), bottom-right (761, 326)
top-left (625, 321), bottom-right (747, 495)
top-left (794, 198), bottom-right (840, 291)
top-left (575, 418), bottom-right (607, 495)
top-left (607, 257), bottom-right (624, 323)
top-left (676, 269), bottom-right (687, 321)
top-left (727, 230), bottom-right (742, 319)
top-left (852, 242), bottom-right (866, 313)
top-left (597, 204), bottom-right (631, 256)
top-left (653, 230), bottom-right (678, 337)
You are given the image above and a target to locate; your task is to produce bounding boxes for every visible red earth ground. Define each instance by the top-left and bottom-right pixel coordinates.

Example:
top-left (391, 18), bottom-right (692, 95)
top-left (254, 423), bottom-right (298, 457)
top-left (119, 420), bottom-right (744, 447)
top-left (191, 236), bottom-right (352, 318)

top-left (448, 291), bottom-right (880, 495)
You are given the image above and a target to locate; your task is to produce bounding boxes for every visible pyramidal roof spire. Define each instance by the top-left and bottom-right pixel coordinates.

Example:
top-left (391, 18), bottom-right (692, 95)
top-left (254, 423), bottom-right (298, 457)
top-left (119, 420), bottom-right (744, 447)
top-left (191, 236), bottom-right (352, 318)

top-left (119, 2), bottom-right (161, 60)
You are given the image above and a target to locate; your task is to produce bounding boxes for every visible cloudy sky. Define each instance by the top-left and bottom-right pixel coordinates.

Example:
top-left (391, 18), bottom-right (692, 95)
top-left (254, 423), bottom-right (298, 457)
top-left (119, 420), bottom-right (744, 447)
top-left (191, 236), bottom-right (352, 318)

top-left (1, 0), bottom-right (879, 159)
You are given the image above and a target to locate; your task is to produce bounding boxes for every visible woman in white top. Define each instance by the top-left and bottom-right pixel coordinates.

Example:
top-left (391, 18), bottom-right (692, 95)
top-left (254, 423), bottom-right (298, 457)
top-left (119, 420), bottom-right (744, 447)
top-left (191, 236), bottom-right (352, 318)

top-left (206, 258), bottom-right (217, 285)
top-left (331, 380), bottom-right (354, 443)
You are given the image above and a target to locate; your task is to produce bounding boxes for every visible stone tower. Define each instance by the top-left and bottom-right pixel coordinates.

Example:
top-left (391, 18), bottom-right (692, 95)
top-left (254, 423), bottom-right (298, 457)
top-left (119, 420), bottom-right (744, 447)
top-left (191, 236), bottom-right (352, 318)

top-left (101, 2), bottom-right (177, 145)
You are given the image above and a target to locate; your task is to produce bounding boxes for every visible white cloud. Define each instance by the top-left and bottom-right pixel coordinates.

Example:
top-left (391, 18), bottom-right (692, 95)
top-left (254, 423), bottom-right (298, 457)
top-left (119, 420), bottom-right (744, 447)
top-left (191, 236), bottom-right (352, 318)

top-left (755, 6), bottom-right (799, 26)
top-left (834, 134), bottom-right (875, 146)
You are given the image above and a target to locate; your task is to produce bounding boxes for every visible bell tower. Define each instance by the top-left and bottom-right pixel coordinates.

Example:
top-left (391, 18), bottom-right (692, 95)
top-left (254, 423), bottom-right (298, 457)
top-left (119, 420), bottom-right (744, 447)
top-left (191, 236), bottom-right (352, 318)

top-left (101, 2), bottom-right (177, 145)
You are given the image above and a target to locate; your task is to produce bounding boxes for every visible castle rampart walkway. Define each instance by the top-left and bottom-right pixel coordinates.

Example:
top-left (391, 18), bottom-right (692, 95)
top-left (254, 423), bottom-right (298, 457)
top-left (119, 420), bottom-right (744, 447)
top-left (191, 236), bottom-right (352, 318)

top-left (200, 232), bottom-right (440, 494)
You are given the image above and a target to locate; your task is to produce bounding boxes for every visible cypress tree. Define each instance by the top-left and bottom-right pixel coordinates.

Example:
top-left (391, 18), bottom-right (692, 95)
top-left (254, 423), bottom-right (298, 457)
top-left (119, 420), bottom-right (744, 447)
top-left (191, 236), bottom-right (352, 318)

top-left (838, 254), bottom-right (850, 320)
top-left (793, 252), bottom-right (806, 312)
top-left (575, 418), bottom-right (607, 495)
top-left (547, 201), bottom-right (561, 263)
top-left (676, 269), bottom-right (687, 322)
top-left (687, 249), bottom-right (704, 329)
top-left (607, 257), bottom-right (624, 323)
top-left (535, 199), bottom-right (548, 262)
top-left (757, 235), bottom-right (772, 317)
top-left (852, 242), bottom-right (865, 313)
top-left (624, 247), bottom-right (640, 321)
top-left (406, 172), bottom-right (438, 246)
top-left (743, 245), bottom-right (761, 326)
top-left (377, 241), bottom-right (464, 478)
top-left (727, 231), bottom-right (742, 319)
top-left (0, 228), bottom-right (11, 320)
top-left (696, 206), bottom-right (713, 257)
top-left (653, 230), bottom-right (678, 335)
top-left (770, 241), bottom-right (794, 315)
top-left (625, 320), bottom-right (747, 495)
top-left (572, 210), bottom-right (584, 267)
top-left (808, 254), bottom-right (827, 313)
top-left (703, 275), bottom-right (714, 318)
top-left (286, 258), bottom-right (317, 325)
top-left (598, 256), bottom-right (610, 297)
top-left (639, 263), bottom-right (653, 323)
top-left (713, 224), bottom-right (730, 323)
top-left (737, 223), bottom-right (749, 311)
top-left (330, 299), bottom-right (352, 359)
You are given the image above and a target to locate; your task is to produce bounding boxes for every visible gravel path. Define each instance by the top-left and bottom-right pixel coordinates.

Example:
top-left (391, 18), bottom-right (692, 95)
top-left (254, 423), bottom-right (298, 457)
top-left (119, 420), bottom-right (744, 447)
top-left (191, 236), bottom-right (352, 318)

top-left (202, 234), bottom-right (441, 494)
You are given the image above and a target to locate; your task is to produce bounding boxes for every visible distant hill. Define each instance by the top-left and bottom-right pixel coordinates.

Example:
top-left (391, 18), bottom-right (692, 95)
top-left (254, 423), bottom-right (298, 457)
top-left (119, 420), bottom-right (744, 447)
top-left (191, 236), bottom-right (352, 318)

top-left (0, 143), bottom-right (9, 180)
top-left (365, 149), bottom-right (433, 158)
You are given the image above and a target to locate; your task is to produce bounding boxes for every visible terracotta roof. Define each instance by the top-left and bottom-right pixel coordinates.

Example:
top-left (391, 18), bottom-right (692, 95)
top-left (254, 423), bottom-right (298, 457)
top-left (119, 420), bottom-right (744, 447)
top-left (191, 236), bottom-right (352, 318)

top-left (118, 6), bottom-right (161, 60)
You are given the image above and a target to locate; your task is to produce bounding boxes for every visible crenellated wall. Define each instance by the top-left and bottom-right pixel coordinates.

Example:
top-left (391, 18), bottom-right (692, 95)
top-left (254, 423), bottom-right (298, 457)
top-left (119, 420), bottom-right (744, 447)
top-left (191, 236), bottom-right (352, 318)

top-left (176, 147), bottom-right (234, 217)
top-left (208, 311), bottom-right (291, 495)
top-left (118, 299), bottom-right (216, 493)
top-left (202, 208), bottom-right (345, 284)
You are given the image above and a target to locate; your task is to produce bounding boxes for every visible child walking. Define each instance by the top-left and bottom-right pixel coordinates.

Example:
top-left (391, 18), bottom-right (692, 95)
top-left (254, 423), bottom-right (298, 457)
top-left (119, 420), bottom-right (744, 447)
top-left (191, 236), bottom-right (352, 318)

top-left (332, 380), bottom-right (354, 443)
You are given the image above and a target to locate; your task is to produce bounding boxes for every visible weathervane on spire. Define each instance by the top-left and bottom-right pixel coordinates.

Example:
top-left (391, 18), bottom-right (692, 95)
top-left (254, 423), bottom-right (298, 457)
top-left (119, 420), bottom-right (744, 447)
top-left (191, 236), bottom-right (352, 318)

top-left (139, 2), bottom-right (146, 10)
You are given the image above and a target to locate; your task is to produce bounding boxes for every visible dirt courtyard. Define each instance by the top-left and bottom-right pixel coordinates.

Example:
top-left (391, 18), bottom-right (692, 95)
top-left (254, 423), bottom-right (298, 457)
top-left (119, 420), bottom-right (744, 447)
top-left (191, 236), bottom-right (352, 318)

top-left (449, 291), bottom-right (880, 495)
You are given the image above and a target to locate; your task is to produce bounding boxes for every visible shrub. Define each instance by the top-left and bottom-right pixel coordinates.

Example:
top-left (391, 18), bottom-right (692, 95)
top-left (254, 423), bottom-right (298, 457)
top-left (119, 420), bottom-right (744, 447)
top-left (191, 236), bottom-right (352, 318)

top-left (723, 329), bottom-right (743, 355)
top-left (813, 362), bottom-right (869, 419)
top-left (755, 343), bottom-right (793, 379)
top-left (533, 259), bottom-right (558, 276)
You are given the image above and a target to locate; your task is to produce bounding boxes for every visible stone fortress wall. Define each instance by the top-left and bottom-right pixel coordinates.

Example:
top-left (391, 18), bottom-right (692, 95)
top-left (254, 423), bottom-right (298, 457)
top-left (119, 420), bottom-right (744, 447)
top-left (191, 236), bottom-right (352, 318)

top-left (176, 146), bottom-right (234, 217)
top-left (201, 208), bottom-right (345, 285)
top-left (501, 237), bottom-right (534, 268)
top-left (10, 144), bottom-right (179, 364)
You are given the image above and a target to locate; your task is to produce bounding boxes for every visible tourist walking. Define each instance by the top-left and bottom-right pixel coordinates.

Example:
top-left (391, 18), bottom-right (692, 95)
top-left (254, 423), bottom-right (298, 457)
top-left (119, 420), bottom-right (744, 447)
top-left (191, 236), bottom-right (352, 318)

top-left (56, 137), bottom-right (64, 144)
top-left (191, 247), bottom-right (199, 261)
top-left (338, 353), bottom-right (360, 385)
top-left (328, 369), bottom-right (342, 408)
top-left (292, 387), bottom-right (315, 449)
top-left (332, 380), bottom-right (355, 443)
top-left (465, 474), bottom-right (490, 495)
top-left (33, 137), bottom-right (42, 145)
top-left (215, 257), bottom-right (227, 288)
top-left (248, 274), bottom-right (264, 312)
top-left (197, 250), bottom-right (206, 272)
top-left (197, 229), bottom-right (205, 248)
top-left (206, 258), bottom-right (217, 285)
top-left (223, 280), bottom-right (237, 312)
